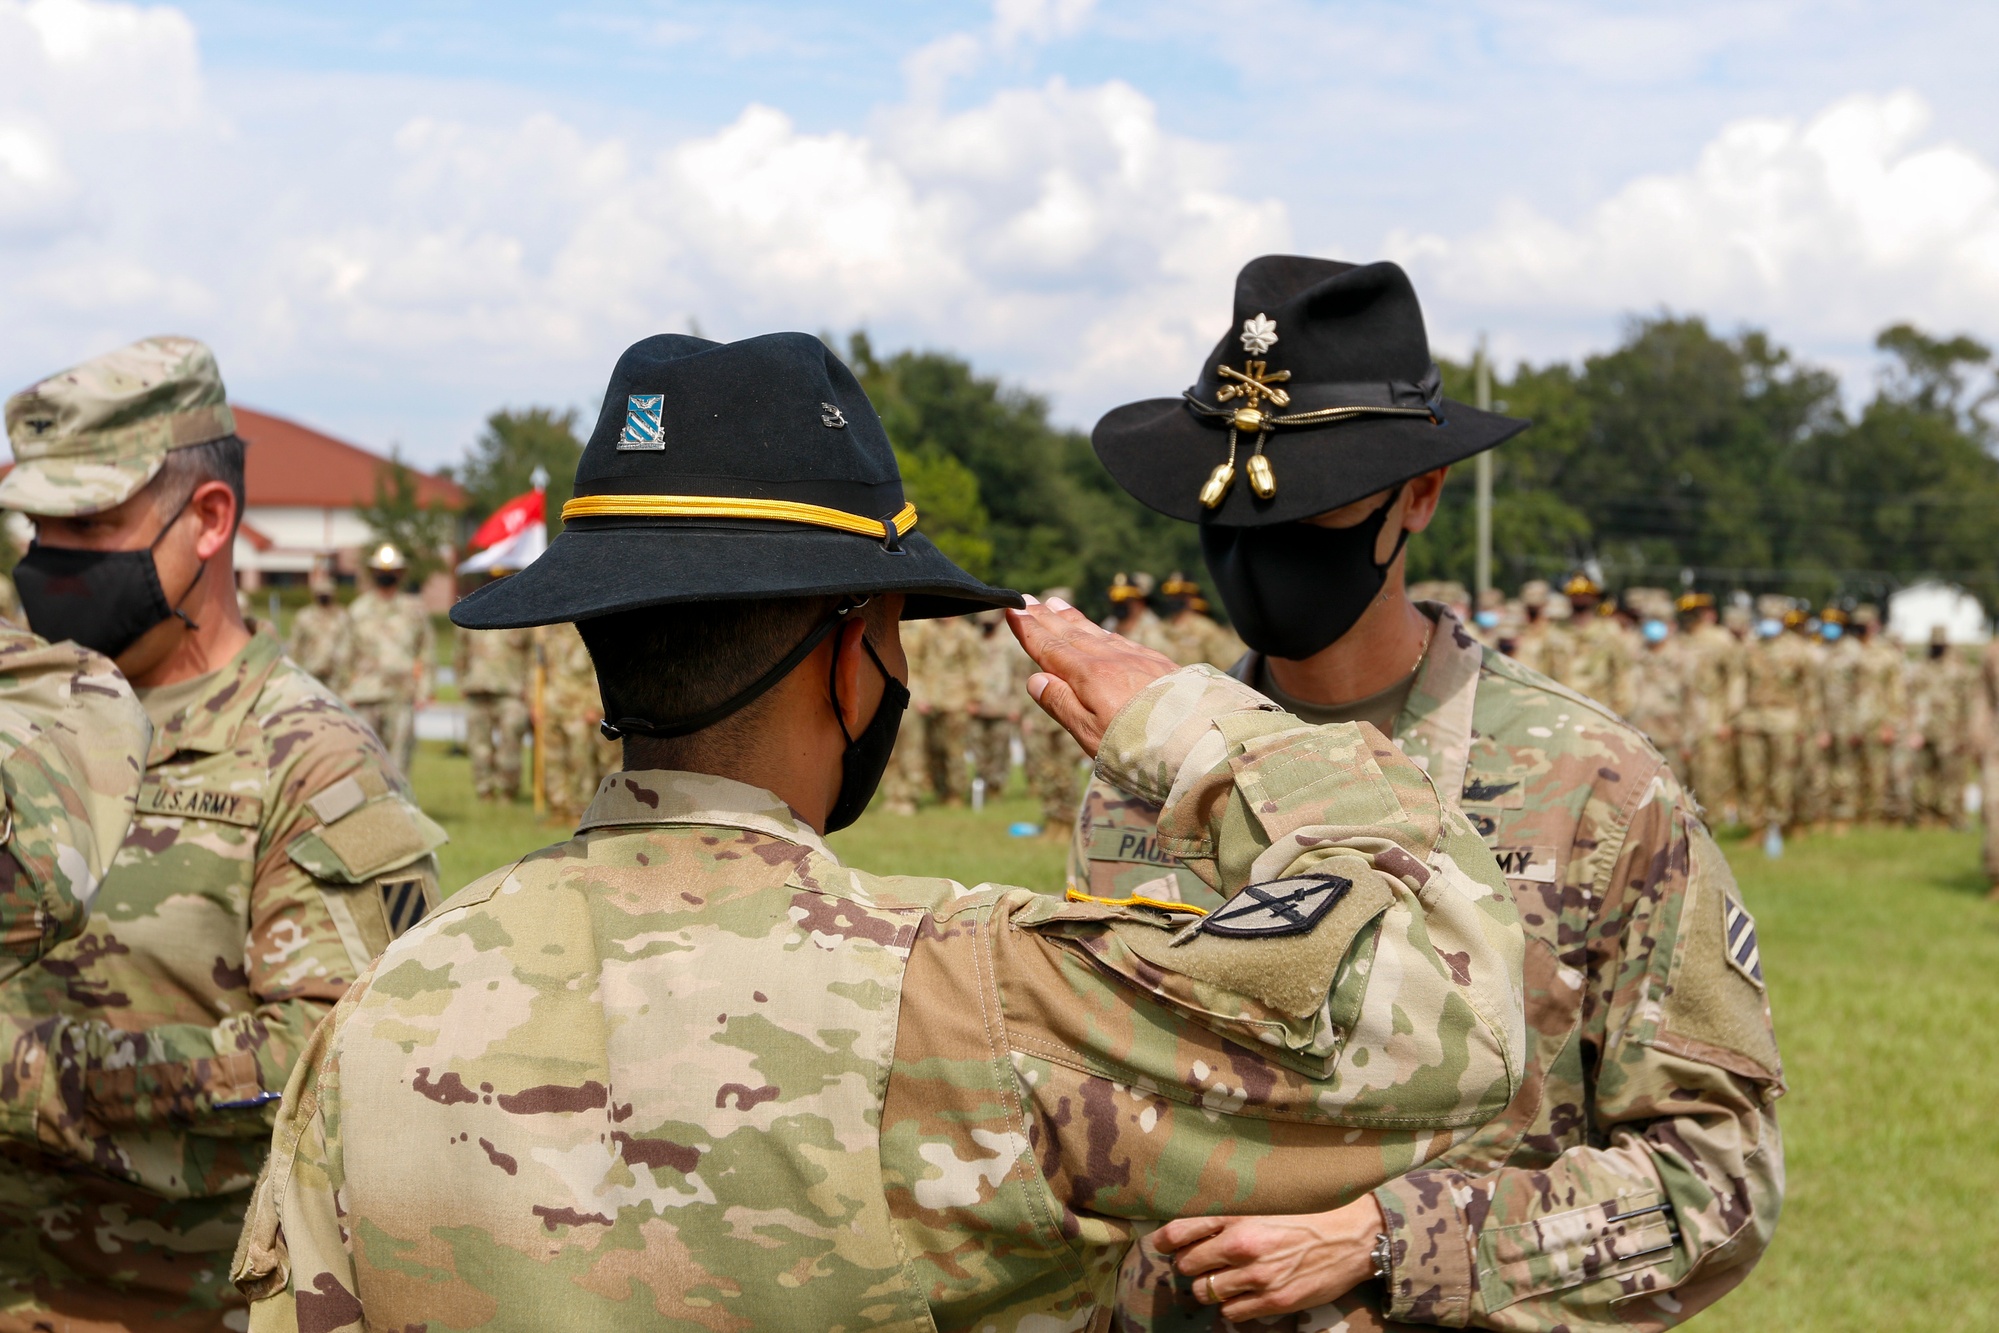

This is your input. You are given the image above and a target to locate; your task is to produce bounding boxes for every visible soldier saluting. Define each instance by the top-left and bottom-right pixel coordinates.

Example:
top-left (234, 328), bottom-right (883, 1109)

top-left (234, 331), bottom-right (1530, 1329)
top-left (1079, 257), bottom-right (1783, 1328)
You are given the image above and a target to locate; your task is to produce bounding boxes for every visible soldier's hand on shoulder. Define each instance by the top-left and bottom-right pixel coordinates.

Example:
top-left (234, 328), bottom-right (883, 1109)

top-left (1008, 596), bottom-right (1178, 757)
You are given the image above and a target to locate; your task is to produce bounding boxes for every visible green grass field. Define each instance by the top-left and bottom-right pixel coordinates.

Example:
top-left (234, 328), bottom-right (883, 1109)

top-left (408, 742), bottom-right (1998, 1333)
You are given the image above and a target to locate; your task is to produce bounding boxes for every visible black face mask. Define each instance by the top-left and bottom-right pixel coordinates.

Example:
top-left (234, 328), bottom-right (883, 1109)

top-left (1200, 488), bottom-right (1409, 660)
top-left (824, 635), bottom-right (909, 834)
top-left (15, 500), bottom-right (204, 659)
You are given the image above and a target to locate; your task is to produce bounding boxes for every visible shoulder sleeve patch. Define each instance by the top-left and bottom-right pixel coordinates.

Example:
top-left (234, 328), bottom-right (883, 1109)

top-left (288, 790), bottom-right (448, 884)
top-left (1653, 829), bottom-right (1783, 1085)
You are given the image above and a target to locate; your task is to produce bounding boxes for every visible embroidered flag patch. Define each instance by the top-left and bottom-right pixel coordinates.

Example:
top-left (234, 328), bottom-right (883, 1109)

top-left (619, 393), bottom-right (665, 450)
top-left (1722, 896), bottom-right (1763, 987)
top-left (1201, 873), bottom-right (1351, 939)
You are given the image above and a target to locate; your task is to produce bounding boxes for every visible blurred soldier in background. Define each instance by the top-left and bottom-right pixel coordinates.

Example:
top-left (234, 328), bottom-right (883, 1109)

top-left (345, 542), bottom-right (434, 778)
top-left (1738, 598), bottom-right (1818, 840)
top-left (1103, 570), bottom-right (1174, 654)
top-left (1979, 633), bottom-right (1999, 897)
top-left (878, 616), bottom-right (932, 815)
top-left (1409, 579), bottom-right (1472, 627)
top-left (920, 611), bottom-right (981, 804)
top-left (1157, 572), bottom-right (1246, 669)
top-left (1509, 578), bottom-right (1569, 680)
top-left (1795, 609), bottom-right (1840, 830)
top-left (1907, 625), bottom-right (1976, 829)
top-left (536, 620), bottom-right (617, 820)
top-left (1681, 592), bottom-right (1743, 820)
top-left (285, 559), bottom-right (352, 690)
top-left (1019, 588), bottom-right (1087, 835)
top-left (455, 572), bottom-right (534, 802)
top-left (1627, 592), bottom-right (1691, 784)
top-left (968, 609), bottom-right (1024, 797)
top-left (1560, 572), bottom-right (1635, 715)
top-left (1845, 605), bottom-right (1907, 826)
top-left (1468, 586), bottom-right (1508, 651)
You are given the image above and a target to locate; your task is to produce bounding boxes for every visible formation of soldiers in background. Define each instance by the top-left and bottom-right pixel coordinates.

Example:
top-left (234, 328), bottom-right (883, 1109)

top-left (1433, 573), bottom-right (1996, 842)
top-left (288, 552), bottom-right (1997, 851)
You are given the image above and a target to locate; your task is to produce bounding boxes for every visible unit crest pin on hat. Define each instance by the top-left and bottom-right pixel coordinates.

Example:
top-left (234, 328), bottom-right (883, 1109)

top-left (1093, 257), bottom-right (1530, 527)
top-left (452, 332), bottom-right (1019, 629)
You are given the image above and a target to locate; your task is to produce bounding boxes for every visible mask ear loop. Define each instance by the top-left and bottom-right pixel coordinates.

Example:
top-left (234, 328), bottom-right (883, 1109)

top-left (826, 598), bottom-right (880, 745)
top-left (149, 489), bottom-right (208, 633)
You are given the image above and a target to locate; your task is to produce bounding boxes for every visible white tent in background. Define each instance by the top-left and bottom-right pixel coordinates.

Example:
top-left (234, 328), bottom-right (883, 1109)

top-left (1886, 581), bottom-right (1990, 645)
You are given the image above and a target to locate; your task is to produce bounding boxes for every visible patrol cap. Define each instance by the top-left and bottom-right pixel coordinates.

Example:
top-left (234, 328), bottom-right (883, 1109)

top-left (1093, 257), bottom-right (1530, 526)
top-left (0, 336), bottom-right (236, 517)
top-left (452, 332), bottom-right (1019, 630)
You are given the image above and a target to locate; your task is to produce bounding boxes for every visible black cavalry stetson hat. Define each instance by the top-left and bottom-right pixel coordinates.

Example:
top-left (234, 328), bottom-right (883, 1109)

top-left (1093, 256), bottom-right (1530, 526)
top-left (452, 332), bottom-right (1020, 629)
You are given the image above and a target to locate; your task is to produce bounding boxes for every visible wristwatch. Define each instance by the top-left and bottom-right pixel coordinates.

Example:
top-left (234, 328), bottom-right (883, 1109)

top-left (1370, 1231), bottom-right (1393, 1282)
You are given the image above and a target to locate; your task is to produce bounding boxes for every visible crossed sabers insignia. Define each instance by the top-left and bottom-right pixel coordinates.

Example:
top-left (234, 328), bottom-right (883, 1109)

top-left (1232, 880), bottom-right (1311, 923)
top-left (1215, 360), bottom-right (1291, 420)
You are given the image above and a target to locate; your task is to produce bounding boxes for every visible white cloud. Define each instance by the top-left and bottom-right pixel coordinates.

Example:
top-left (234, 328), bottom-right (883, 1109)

top-left (1394, 92), bottom-right (1999, 359)
top-left (0, 0), bottom-right (1283, 459)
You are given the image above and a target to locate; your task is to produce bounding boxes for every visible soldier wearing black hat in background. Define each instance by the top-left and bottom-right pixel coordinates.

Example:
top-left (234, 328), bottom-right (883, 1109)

top-left (1083, 257), bottom-right (1783, 1330)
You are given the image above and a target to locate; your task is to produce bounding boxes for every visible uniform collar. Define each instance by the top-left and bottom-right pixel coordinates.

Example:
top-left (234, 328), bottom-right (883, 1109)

top-left (576, 769), bottom-right (836, 861)
top-left (1227, 601), bottom-right (1484, 802)
top-left (139, 626), bottom-right (285, 764)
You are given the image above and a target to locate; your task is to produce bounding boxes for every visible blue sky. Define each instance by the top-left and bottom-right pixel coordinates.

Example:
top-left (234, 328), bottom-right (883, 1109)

top-left (5, 0), bottom-right (1998, 468)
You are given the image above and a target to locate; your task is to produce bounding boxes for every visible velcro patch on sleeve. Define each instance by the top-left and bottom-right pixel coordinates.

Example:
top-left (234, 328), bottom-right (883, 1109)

top-left (288, 792), bottom-right (447, 884)
top-left (1200, 873), bottom-right (1352, 939)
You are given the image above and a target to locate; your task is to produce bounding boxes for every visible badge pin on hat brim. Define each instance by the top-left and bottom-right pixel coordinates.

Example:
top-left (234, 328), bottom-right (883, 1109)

top-left (452, 332), bottom-right (1020, 630)
top-left (1092, 258), bottom-right (1531, 527)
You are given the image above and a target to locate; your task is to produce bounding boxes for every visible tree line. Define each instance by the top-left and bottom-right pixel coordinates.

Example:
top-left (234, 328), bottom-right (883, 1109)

top-left (430, 318), bottom-right (1999, 617)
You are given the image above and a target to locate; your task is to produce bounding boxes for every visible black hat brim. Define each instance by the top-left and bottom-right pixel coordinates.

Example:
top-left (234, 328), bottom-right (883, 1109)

top-left (451, 521), bottom-right (1021, 629)
top-left (1093, 396), bottom-right (1530, 526)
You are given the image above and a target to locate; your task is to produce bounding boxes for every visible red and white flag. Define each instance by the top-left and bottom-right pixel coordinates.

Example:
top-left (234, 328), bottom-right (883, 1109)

top-left (458, 487), bottom-right (548, 574)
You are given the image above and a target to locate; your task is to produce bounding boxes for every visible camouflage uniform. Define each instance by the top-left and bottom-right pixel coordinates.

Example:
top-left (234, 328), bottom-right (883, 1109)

top-left (1821, 626), bottom-right (1904, 826)
top-left (456, 625), bottom-right (534, 802)
top-left (0, 574), bottom-right (21, 628)
top-left (536, 622), bottom-right (618, 821)
top-left (235, 666), bottom-right (1529, 1330)
top-left (1736, 628), bottom-right (1818, 833)
top-left (1684, 621), bottom-right (1744, 820)
top-left (1161, 610), bottom-right (1248, 671)
top-left (344, 589), bottom-right (434, 779)
top-left (1509, 610), bottom-right (1570, 685)
top-left (969, 618), bottom-right (1027, 794)
top-left (1109, 604), bottom-right (1176, 657)
top-left (0, 628), bottom-right (150, 983)
top-left (1979, 639), bottom-right (1999, 887)
top-left (1561, 611), bottom-right (1636, 717)
top-left (1093, 610), bottom-right (1784, 1331)
top-left (919, 615), bottom-right (981, 804)
top-left (880, 618), bottom-right (934, 815)
top-left (1907, 642), bottom-right (1976, 828)
top-left (1627, 633), bottom-right (1691, 786)
top-left (0, 628), bottom-right (444, 1327)
top-left (284, 600), bottom-right (353, 693)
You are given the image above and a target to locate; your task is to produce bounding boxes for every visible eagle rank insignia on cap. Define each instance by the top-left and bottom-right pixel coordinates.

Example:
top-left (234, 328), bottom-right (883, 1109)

top-left (1198, 872), bottom-right (1352, 939)
top-left (619, 393), bottom-right (665, 450)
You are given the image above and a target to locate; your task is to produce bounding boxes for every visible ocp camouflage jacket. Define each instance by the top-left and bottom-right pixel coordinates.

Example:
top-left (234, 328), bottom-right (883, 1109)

top-left (0, 628), bottom-right (443, 1321)
top-left (235, 665), bottom-right (1527, 1331)
top-left (1103, 608), bottom-right (1784, 1332)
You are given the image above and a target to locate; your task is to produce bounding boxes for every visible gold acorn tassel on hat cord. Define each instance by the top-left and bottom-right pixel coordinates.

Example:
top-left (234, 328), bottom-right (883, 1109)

top-left (1199, 428), bottom-right (1240, 509)
top-left (1245, 432), bottom-right (1276, 499)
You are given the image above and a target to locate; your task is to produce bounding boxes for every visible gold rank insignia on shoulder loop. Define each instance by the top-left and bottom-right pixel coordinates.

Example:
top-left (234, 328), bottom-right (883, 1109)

top-left (1197, 872), bottom-right (1352, 939)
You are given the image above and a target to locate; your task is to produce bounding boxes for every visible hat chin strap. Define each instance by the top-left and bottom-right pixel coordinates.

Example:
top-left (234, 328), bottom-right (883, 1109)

top-left (600, 600), bottom-right (864, 741)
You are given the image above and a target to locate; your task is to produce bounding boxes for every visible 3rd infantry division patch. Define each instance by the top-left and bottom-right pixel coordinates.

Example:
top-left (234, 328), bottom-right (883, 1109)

top-left (1722, 897), bottom-right (1764, 987)
top-left (1201, 873), bottom-right (1352, 938)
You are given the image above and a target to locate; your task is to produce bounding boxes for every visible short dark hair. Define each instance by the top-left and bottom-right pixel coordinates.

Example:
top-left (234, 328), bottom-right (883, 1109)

top-left (578, 595), bottom-right (892, 770)
top-left (152, 434), bottom-right (247, 530)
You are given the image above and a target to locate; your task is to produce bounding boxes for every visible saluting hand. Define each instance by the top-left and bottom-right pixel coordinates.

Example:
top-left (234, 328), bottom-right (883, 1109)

top-left (1007, 596), bottom-right (1178, 758)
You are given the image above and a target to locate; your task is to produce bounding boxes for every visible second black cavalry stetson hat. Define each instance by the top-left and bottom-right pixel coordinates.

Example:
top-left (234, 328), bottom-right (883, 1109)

top-left (1092, 257), bottom-right (1530, 526)
top-left (453, 332), bottom-right (1020, 629)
